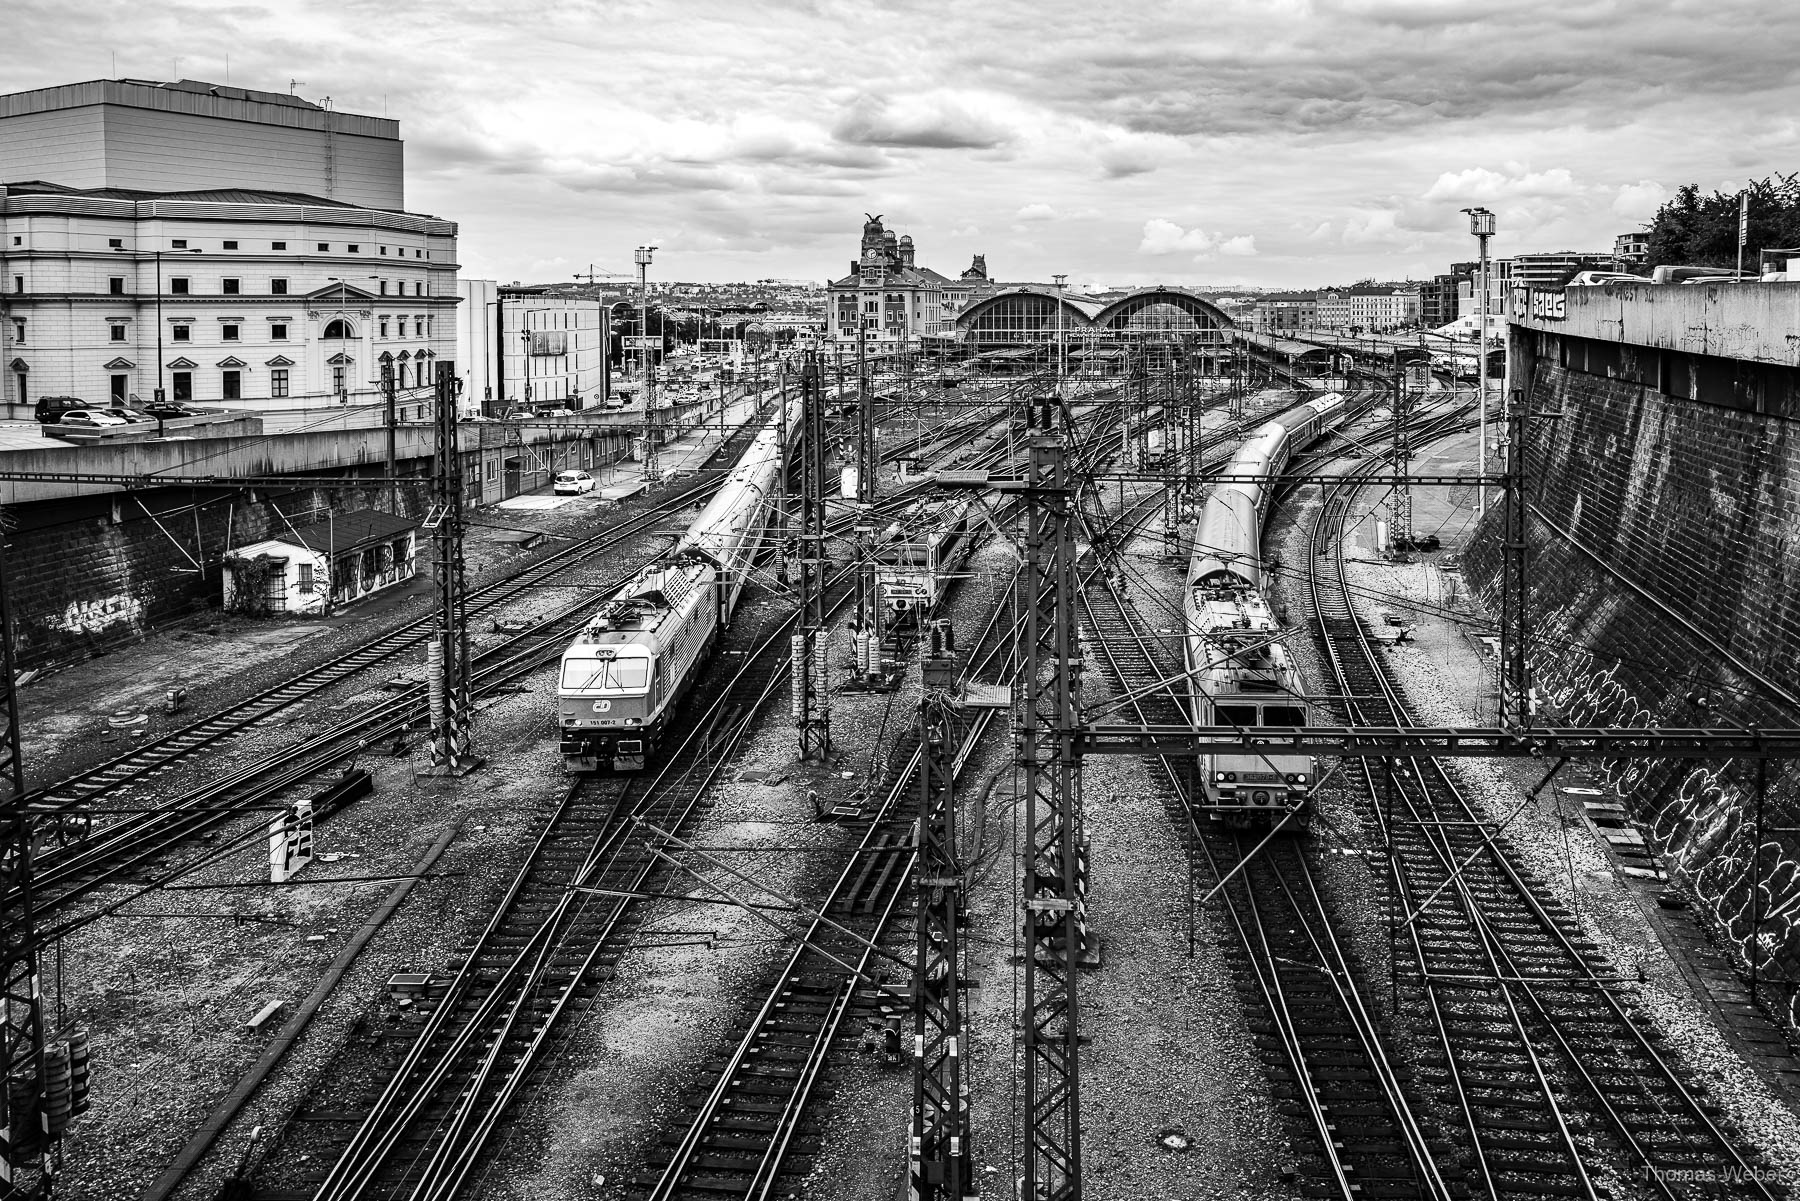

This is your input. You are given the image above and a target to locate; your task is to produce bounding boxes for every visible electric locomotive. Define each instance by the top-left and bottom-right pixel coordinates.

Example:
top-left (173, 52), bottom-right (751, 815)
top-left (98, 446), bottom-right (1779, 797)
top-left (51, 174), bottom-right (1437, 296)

top-left (557, 398), bottom-right (800, 771)
top-left (1186, 392), bottom-right (1347, 829)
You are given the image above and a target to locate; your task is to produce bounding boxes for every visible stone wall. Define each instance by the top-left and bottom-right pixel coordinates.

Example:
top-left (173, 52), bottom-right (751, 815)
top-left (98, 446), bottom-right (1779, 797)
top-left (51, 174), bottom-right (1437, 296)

top-left (1465, 349), bottom-right (1800, 1025)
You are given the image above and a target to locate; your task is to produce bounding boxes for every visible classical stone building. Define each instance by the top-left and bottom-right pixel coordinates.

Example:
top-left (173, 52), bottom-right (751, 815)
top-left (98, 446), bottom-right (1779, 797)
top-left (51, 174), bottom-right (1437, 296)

top-left (0, 79), bottom-right (458, 415)
top-left (826, 215), bottom-right (966, 346)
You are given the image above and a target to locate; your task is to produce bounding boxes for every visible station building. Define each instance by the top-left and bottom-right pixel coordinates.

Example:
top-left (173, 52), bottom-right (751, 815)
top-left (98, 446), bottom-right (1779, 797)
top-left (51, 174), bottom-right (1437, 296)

top-left (0, 79), bottom-right (459, 417)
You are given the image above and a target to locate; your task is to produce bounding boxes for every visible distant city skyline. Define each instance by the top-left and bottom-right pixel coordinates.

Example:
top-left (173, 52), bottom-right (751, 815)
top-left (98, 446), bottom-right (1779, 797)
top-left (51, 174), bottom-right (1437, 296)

top-left (7, 0), bottom-right (1794, 286)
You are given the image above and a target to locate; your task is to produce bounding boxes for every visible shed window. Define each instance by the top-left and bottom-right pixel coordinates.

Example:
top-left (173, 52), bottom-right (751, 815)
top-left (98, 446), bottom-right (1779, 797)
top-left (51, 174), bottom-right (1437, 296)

top-left (298, 562), bottom-right (315, 594)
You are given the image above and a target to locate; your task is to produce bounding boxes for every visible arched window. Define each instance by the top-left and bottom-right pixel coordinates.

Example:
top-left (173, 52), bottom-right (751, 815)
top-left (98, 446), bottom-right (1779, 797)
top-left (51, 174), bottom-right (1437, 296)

top-left (323, 318), bottom-right (354, 339)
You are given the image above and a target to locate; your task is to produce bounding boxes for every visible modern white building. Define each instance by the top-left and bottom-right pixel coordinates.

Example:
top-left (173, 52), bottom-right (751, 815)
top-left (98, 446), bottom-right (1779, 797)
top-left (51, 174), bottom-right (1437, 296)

top-left (456, 283), bottom-right (610, 415)
top-left (0, 79), bottom-right (459, 416)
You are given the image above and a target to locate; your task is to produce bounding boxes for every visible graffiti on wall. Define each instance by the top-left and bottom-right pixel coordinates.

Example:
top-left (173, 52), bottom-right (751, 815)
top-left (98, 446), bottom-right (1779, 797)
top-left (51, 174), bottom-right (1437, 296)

top-left (53, 592), bottom-right (144, 638)
top-left (1537, 607), bottom-right (1800, 1024)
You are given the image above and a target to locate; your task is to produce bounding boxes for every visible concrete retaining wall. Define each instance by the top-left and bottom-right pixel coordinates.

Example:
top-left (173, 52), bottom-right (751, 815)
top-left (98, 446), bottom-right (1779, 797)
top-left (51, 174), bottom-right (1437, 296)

top-left (1465, 343), bottom-right (1800, 1025)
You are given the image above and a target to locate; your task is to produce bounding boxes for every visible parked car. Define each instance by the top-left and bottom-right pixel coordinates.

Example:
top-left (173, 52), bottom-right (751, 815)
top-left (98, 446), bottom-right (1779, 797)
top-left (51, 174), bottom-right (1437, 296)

top-left (57, 410), bottom-right (131, 428)
top-left (34, 395), bottom-right (89, 424)
top-left (553, 471), bottom-right (596, 496)
top-left (143, 400), bottom-right (205, 419)
top-left (107, 407), bottom-right (156, 424)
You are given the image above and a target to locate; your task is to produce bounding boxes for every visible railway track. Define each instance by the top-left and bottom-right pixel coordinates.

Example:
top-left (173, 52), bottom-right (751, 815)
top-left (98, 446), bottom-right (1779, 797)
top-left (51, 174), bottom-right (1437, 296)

top-left (229, 402), bottom-right (1042, 1199)
top-left (1307, 444), bottom-right (1785, 1200)
top-left (634, 562), bottom-right (1021, 1200)
top-left (1074, 488), bottom-right (1455, 1201)
top-left (18, 399), bottom-right (1034, 933)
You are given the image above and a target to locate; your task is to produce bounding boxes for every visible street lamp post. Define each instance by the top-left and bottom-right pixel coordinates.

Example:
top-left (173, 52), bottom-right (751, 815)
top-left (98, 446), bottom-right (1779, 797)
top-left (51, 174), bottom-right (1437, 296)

top-left (635, 245), bottom-right (660, 482)
top-left (1053, 273), bottom-right (1067, 391)
top-left (1462, 206), bottom-right (1495, 517)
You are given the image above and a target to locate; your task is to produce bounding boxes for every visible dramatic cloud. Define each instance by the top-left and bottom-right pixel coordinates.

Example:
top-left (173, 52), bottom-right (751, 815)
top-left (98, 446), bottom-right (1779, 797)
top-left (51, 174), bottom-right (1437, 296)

top-left (831, 92), bottom-right (1013, 151)
top-left (5, 0), bottom-right (1796, 283)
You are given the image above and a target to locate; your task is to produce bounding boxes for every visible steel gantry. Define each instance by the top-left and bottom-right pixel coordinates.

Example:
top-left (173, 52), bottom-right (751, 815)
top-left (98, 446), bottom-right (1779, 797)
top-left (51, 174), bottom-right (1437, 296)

top-left (793, 351), bottom-right (833, 760)
top-left (423, 363), bottom-right (480, 776)
top-left (0, 534), bottom-right (47, 1200)
top-left (911, 636), bottom-right (976, 1200)
top-left (1015, 400), bottom-right (1084, 1200)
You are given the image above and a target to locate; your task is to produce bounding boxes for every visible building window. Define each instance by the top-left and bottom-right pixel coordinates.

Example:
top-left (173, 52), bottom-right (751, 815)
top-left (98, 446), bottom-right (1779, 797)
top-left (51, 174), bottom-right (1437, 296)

top-left (271, 323), bottom-right (288, 341)
top-left (323, 318), bottom-right (353, 339)
top-left (11, 319), bottom-right (23, 343)
top-left (110, 276), bottom-right (125, 295)
top-left (171, 325), bottom-right (191, 342)
top-left (12, 236), bottom-right (22, 246)
top-left (380, 246), bottom-right (388, 256)
top-left (110, 324), bottom-right (127, 342)
top-left (173, 371), bottom-right (192, 402)
top-left (347, 244), bottom-right (360, 253)
top-left (415, 249), bottom-right (423, 258)
top-left (12, 276), bottom-right (21, 294)
top-left (170, 277), bottom-right (190, 295)
top-left (318, 242), bottom-right (330, 251)
top-left (108, 238), bottom-right (122, 248)
top-left (171, 239), bottom-right (188, 249)
top-left (223, 324), bottom-right (240, 341)
top-left (223, 240), bottom-right (238, 250)
top-left (272, 367), bottom-right (290, 397)
top-left (12, 371), bottom-right (24, 404)
top-left (332, 364), bottom-right (346, 395)
top-left (398, 319), bottom-right (408, 337)
top-left (223, 278), bottom-right (241, 295)
top-left (110, 374), bottom-right (127, 403)
top-left (379, 280), bottom-right (388, 296)
top-left (379, 320), bottom-right (389, 338)
top-left (271, 278), bottom-right (288, 295)
top-left (298, 561), bottom-right (315, 594)
top-left (273, 241), bottom-right (287, 250)
top-left (222, 370), bottom-right (241, 400)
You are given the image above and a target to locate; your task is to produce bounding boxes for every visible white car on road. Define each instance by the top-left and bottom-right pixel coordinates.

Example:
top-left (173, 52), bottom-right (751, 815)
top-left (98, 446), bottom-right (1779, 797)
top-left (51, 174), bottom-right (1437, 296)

top-left (553, 471), bottom-right (596, 495)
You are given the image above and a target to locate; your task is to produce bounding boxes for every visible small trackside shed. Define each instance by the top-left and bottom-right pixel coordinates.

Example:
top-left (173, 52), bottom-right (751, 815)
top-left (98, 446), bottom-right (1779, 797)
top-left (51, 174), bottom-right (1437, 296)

top-left (223, 509), bottom-right (419, 616)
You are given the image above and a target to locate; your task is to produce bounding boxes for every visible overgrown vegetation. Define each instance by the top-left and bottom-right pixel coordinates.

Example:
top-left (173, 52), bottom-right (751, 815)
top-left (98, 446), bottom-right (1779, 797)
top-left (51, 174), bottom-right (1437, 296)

top-left (223, 553), bottom-right (283, 616)
top-left (1645, 173), bottom-right (1800, 269)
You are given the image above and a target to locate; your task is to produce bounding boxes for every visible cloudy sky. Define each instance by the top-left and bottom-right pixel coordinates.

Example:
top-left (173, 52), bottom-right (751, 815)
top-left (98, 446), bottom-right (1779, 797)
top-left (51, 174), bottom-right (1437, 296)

top-left (8, 0), bottom-right (1797, 287)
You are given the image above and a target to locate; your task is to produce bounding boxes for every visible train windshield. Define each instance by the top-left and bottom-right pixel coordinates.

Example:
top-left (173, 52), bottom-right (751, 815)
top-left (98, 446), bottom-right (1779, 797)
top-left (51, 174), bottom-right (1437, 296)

top-left (561, 656), bottom-right (651, 693)
top-left (1212, 703), bottom-right (1306, 726)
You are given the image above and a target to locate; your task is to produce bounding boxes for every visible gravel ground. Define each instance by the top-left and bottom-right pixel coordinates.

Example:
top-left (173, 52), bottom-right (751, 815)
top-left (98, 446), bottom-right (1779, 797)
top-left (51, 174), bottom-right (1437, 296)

top-left (32, 405), bottom-right (770, 1199)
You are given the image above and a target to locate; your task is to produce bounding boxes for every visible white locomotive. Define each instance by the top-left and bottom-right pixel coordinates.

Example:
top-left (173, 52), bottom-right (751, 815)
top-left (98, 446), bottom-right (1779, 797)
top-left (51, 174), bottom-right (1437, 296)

top-left (558, 398), bottom-right (801, 771)
top-left (1185, 392), bottom-right (1347, 828)
top-left (873, 497), bottom-right (977, 626)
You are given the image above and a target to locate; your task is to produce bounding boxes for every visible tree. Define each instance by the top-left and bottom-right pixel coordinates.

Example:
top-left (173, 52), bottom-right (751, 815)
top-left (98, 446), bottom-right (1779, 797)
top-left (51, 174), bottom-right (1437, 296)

top-left (1645, 173), bottom-right (1800, 269)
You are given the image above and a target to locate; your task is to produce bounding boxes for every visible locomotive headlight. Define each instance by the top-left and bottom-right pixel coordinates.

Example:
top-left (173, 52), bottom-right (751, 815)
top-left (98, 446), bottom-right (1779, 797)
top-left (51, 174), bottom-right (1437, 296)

top-left (1286, 772), bottom-right (1308, 784)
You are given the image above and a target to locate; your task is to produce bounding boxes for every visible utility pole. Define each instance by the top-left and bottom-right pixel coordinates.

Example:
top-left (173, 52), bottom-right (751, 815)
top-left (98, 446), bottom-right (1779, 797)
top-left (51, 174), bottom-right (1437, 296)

top-left (0, 534), bottom-right (50, 1199)
top-left (793, 351), bottom-right (832, 760)
top-left (424, 363), bottom-right (479, 776)
top-left (636, 245), bottom-right (661, 484)
top-left (1498, 385), bottom-right (1533, 731)
top-left (855, 312), bottom-right (881, 680)
top-left (911, 630), bottom-right (975, 1201)
top-left (1388, 369), bottom-right (1413, 553)
top-left (1017, 397), bottom-right (1085, 1201)
top-left (1463, 206), bottom-right (1495, 517)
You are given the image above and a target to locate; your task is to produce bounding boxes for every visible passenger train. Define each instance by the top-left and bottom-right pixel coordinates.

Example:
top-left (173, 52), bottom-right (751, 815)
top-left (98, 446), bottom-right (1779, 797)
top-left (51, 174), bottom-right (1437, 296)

top-left (1185, 392), bottom-right (1348, 830)
top-left (557, 397), bottom-right (802, 772)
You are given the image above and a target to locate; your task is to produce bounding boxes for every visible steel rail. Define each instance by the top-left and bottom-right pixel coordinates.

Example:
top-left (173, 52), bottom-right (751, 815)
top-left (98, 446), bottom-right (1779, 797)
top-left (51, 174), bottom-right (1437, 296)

top-left (1310, 444), bottom-right (1781, 1200)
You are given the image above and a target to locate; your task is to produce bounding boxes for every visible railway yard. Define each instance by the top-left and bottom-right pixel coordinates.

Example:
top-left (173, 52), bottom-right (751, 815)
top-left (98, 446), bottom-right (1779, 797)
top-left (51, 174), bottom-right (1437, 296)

top-left (10, 348), bottom-right (1800, 1201)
